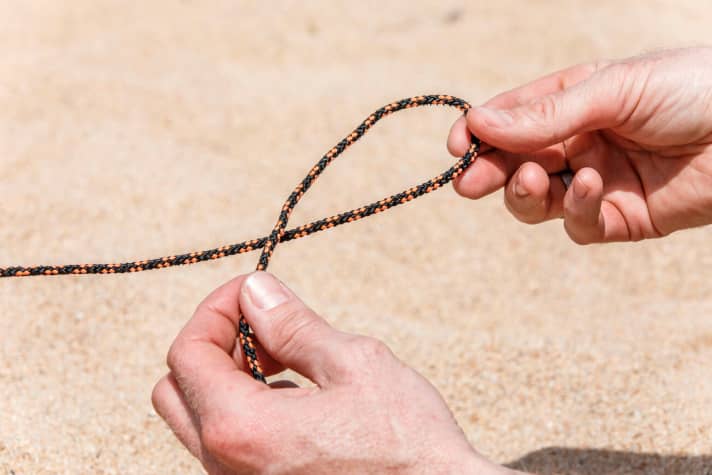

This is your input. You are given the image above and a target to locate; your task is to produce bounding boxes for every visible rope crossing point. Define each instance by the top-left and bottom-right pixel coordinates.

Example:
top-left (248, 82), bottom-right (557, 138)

top-left (1, 95), bottom-right (480, 382)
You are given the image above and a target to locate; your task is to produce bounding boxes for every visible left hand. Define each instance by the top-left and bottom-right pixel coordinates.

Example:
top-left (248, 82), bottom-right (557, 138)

top-left (152, 271), bottom-right (518, 474)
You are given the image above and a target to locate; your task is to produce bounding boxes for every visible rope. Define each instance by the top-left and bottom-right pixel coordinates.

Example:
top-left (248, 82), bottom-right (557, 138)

top-left (1, 95), bottom-right (480, 381)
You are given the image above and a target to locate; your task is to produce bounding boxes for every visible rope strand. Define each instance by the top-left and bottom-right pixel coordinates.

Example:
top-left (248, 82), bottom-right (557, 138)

top-left (0, 95), bottom-right (480, 381)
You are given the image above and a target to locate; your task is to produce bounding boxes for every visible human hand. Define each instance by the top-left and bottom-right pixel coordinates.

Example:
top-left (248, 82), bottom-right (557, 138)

top-left (447, 47), bottom-right (712, 243)
top-left (152, 272), bottom-right (519, 474)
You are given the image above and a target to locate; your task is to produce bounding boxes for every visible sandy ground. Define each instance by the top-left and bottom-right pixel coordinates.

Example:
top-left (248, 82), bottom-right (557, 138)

top-left (1, 1), bottom-right (711, 474)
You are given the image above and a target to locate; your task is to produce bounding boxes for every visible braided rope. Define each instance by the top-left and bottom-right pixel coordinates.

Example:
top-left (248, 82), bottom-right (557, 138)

top-left (1, 95), bottom-right (480, 381)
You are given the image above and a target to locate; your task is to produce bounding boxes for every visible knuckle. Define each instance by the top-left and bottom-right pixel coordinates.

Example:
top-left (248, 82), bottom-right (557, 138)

top-left (601, 61), bottom-right (635, 85)
top-left (446, 140), bottom-right (459, 157)
top-left (570, 235), bottom-right (591, 246)
top-left (166, 336), bottom-right (196, 375)
top-left (200, 416), bottom-right (235, 458)
top-left (200, 413), bottom-right (268, 462)
top-left (505, 197), bottom-right (544, 225)
top-left (453, 183), bottom-right (475, 200)
top-left (271, 304), bottom-right (325, 355)
top-left (347, 336), bottom-right (394, 367)
top-left (194, 298), bottom-right (220, 321)
top-left (565, 225), bottom-right (594, 246)
top-left (593, 61), bottom-right (642, 122)
top-left (150, 376), bottom-right (169, 414)
top-left (527, 94), bottom-right (558, 122)
top-left (166, 340), bottom-right (184, 373)
top-left (591, 59), bottom-right (611, 74)
top-left (452, 176), bottom-right (480, 200)
top-left (518, 213), bottom-right (546, 225)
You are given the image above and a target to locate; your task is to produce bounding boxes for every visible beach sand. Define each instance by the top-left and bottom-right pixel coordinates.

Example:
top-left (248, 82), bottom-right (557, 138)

top-left (1, 1), bottom-right (711, 473)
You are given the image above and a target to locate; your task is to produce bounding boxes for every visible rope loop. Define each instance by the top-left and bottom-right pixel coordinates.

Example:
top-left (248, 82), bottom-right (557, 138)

top-left (1, 95), bottom-right (481, 381)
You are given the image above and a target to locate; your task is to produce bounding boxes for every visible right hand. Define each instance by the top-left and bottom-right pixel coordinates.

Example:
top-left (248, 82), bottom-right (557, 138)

top-left (447, 47), bottom-right (712, 244)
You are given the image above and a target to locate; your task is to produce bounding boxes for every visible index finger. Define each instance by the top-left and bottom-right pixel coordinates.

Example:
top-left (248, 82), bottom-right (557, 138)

top-left (450, 62), bottom-right (602, 159)
top-left (167, 275), bottom-right (265, 418)
top-left (483, 61), bottom-right (602, 109)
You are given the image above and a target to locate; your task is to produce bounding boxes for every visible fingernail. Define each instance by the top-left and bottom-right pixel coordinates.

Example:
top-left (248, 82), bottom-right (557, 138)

top-left (513, 175), bottom-right (529, 198)
top-left (573, 176), bottom-right (589, 200)
top-left (244, 272), bottom-right (290, 310)
top-left (475, 107), bottom-right (514, 128)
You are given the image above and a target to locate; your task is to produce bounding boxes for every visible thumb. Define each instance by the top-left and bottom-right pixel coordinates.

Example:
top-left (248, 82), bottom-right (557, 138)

top-left (467, 72), bottom-right (621, 153)
top-left (239, 271), bottom-right (348, 386)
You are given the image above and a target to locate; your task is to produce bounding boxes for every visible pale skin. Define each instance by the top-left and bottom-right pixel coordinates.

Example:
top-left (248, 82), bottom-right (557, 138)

top-left (447, 47), bottom-right (712, 243)
top-left (153, 48), bottom-right (712, 474)
top-left (152, 272), bottom-right (515, 474)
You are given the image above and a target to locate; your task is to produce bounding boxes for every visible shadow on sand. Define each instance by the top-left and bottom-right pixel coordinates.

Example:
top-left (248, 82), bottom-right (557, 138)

top-left (506, 447), bottom-right (712, 475)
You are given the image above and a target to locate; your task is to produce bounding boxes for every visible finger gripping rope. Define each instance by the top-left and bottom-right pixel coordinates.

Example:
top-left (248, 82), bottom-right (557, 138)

top-left (1, 95), bottom-right (480, 382)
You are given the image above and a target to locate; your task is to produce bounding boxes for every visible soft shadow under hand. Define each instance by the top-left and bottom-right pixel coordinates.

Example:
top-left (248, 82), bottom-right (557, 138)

top-left (507, 447), bottom-right (712, 475)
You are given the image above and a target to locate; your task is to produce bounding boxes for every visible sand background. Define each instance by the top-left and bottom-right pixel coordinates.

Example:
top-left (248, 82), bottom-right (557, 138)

top-left (1, 1), bottom-right (711, 474)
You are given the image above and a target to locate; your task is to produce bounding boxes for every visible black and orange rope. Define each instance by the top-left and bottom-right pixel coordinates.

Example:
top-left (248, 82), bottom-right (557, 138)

top-left (1, 95), bottom-right (480, 381)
